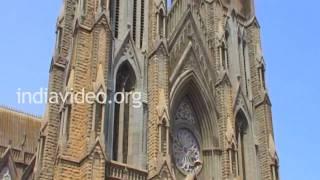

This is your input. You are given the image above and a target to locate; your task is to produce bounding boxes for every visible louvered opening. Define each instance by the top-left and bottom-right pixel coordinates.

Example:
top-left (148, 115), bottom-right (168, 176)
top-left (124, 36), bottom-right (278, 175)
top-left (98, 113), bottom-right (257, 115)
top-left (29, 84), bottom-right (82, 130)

top-left (133, 0), bottom-right (137, 42)
top-left (140, 0), bottom-right (145, 48)
top-left (115, 0), bottom-right (120, 38)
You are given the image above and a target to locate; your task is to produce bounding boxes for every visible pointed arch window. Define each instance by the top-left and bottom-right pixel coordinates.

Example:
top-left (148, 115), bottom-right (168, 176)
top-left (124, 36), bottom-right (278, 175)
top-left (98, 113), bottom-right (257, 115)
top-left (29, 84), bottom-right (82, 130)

top-left (57, 102), bottom-right (72, 145)
top-left (56, 27), bottom-right (63, 54)
top-left (59, 105), bottom-right (71, 142)
top-left (59, 110), bottom-right (64, 141)
top-left (173, 97), bottom-right (202, 175)
top-left (242, 41), bottom-right (249, 95)
top-left (158, 9), bottom-right (165, 39)
top-left (220, 31), bottom-right (230, 70)
top-left (220, 42), bottom-right (228, 70)
top-left (93, 94), bottom-right (105, 137)
top-left (239, 38), bottom-right (249, 96)
top-left (258, 64), bottom-right (266, 90)
top-left (235, 112), bottom-right (249, 180)
top-left (160, 119), bottom-right (168, 156)
top-left (36, 134), bottom-right (46, 171)
top-left (112, 63), bottom-right (136, 164)
top-left (65, 104), bottom-right (72, 141)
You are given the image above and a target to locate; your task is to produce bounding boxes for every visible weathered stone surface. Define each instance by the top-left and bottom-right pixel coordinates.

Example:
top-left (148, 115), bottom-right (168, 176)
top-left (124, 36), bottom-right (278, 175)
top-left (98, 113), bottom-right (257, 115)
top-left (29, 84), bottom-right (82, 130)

top-left (0, 0), bottom-right (279, 180)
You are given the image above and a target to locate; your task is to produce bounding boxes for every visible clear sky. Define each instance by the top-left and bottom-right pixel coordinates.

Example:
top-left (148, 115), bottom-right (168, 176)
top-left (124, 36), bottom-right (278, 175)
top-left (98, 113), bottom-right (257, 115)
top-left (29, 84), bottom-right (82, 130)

top-left (0, 0), bottom-right (319, 179)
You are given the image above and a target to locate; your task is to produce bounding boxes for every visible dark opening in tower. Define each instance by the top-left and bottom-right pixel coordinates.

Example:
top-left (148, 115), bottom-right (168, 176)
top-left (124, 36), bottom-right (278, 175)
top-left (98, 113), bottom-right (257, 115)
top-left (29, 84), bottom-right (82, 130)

top-left (158, 9), bottom-right (165, 39)
top-left (235, 111), bottom-right (249, 180)
top-left (112, 62), bottom-right (136, 163)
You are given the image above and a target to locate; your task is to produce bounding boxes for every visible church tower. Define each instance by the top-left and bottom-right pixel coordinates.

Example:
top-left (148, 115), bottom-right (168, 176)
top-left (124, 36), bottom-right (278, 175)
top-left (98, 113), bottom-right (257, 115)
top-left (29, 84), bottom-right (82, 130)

top-left (34, 0), bottom-right (279, 179)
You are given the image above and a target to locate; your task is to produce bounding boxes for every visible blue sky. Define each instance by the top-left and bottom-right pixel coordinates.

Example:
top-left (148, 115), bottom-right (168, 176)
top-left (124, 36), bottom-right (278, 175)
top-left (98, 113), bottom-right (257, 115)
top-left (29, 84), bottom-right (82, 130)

top-left (0, 0), bottom-right (319, 179)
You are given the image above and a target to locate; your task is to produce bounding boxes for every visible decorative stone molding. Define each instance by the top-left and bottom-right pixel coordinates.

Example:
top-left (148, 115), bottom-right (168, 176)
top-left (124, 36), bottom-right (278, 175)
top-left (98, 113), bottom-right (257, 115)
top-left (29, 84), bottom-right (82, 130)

top-left (93, 63), bottom-right (106, 92)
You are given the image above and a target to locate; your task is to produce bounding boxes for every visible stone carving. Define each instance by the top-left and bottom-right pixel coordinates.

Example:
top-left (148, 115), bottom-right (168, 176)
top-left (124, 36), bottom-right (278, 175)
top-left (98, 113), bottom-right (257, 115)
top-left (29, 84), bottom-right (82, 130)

top-left (174, 99), bottom-right (196, 125)
top-left (173, 129), bottom-right (201, 175)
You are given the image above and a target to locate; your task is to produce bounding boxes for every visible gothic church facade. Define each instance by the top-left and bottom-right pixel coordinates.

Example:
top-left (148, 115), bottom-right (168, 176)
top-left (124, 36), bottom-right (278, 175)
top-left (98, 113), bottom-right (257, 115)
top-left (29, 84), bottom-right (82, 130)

top-left (0, 0), bottom-right (279, 179)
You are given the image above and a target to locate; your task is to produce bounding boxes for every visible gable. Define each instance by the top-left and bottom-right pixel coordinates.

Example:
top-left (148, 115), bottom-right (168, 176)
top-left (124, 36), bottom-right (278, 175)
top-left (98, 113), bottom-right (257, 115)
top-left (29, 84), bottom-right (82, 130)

top-left (168, 13), bottom-right (216, 94)
top-left (112, 31), bottom-right (143, 81)
top-left (149, 159), bottom-right (175, 180)
top-left (233, 85), bottom-right (251, 119)
top-left (169, 40), bottom-right (214, 100)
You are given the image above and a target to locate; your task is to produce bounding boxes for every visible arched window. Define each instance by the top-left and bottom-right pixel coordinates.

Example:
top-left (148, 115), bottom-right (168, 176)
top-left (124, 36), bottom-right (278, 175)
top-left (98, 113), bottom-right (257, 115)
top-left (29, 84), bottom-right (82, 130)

top-left (235, 111), bottom-right (249, 180)
top-left (242, 41), bottom-right (249, 95)
top-left (158, 9), bottom-right (165, 39)
top-left (259, 64), bottom-right (266, 90)
top-left (94, 94), bottom-right (104, 137)
top-left (65, 104), bottom-right (72, 141)
top-left (220, 42), bottom-right (227, 70)
top-left (112, 63), bottom-right (136, 163)
top-left (220, 31), bottom-right (230, 70)
top-left (172, 97), bottom-right (202, 175)
top-left (160, 119), bottom-right (168, 156)
top-left (36, 135), bottom-right (46, 171)
top-left (56, 27), bottom-right (63, 54)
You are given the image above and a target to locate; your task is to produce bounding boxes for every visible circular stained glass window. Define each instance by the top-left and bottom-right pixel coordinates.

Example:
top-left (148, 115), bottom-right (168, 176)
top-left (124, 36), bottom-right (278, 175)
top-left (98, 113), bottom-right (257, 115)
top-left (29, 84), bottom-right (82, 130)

top-left (173, 129), bottom-right (201, 174)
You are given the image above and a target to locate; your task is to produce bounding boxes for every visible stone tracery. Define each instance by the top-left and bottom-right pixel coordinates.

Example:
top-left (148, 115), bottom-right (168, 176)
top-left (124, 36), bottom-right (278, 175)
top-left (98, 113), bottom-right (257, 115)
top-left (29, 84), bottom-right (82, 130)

top-left (173, 97), bottom-right (202, 176)
top-left (173, 129), bottom-right (201, 174)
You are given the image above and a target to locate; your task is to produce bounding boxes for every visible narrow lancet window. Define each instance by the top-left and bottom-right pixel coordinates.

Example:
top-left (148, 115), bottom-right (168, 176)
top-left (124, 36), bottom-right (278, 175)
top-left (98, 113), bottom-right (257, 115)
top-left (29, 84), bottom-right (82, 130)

top-left (259, 64), bottom-right (266, 90)
top-left (113, 63), bottom-right (136, 164)
top-left (94, 95), bottom-right (104, 137)
top-left (235, 112), bottom-right (248, 180)
top-left (158, 9), bottom-right (165, 39)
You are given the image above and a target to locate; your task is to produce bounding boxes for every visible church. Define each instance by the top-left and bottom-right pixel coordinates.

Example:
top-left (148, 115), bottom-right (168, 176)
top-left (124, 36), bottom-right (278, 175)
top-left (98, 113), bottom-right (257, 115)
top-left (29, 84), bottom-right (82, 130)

top-left (0, 0), bottom-right (279, 179)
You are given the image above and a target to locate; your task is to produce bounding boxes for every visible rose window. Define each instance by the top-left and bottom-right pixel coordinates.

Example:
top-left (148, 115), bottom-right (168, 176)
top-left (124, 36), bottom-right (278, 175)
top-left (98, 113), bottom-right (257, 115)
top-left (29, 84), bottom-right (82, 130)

top-left (173, 129), bottom-right (201, 174)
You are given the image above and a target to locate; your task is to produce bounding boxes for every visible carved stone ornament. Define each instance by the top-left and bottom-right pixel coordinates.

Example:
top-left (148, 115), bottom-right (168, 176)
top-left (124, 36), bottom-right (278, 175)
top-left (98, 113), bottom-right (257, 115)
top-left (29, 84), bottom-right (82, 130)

top-left (173, 128), bottom-right (201, 175)
top-left (174, 99), bottom-right (196, 125)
